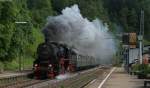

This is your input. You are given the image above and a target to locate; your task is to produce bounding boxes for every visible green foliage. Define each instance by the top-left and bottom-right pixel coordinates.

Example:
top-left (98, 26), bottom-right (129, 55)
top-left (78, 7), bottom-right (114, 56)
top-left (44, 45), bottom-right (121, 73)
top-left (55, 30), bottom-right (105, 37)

top-left (25, 28), bottom-right (44, 58)
top-left (132, 64), bottom-right (139, 72)
top-left (103, 0), bottom-right (150, 41)
top-left (60, 85), bottom-right (65, 88)
top-left (51, 0), bottom-right (76, 14)
top-left (132, 64), bottom-right (150, 78)
top-left (136, 64), bottom-right (150, 78)
top-left (0, 1), bottom-right (16, 61)
top-left (144, 40), bottom-right (150, 46)
top-left (3, 56), bottom-right (34, 71)
top-left (0, 0), bottom-right (150, 70)
top-left (51, 0), bottom-right (110, 22)
top-left (27, 0), bottom-right (53, 28)
top-left (77, 0), bottom-right (108, 21)
top-left (0, 0), bottom-right (44, 64)
top-left (0, 0), bottom-right (46, 70)
top-left (0, 23), bottom-right (15, 61)
top-left (0, 2), bottom-right (16, 23)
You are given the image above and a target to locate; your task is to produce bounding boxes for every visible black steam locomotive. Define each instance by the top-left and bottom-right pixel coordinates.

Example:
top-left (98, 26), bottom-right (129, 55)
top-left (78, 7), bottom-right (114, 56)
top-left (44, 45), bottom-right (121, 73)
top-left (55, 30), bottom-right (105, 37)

top-left (33, 41), bottom-right (99, 79)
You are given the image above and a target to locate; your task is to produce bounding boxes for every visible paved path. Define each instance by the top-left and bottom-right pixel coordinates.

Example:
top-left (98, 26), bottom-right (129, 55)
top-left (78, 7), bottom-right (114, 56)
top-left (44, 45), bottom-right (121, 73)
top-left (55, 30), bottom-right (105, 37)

top-left (84, 68), bottom-right (112, 88)
top-left (84, 67), bottom-right (145, 88)
top-left (102, 67), bottom-right (144, 88)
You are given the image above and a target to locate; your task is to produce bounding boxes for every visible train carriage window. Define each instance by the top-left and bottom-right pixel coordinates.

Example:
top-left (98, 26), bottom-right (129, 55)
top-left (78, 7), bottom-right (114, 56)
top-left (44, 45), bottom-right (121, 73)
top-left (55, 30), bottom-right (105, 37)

top-left (74, 55), bottom-right (77, 64)
top-left (70, 55), bottom-right (73, 63)
top-left (88, 57), bottom-right (90, 65)
top-left (148, 56), bottom-right (150, 63)
top-left (81, 56), bottom-right (83, 66)
top-left (77, 55), bottom-right (80, 66)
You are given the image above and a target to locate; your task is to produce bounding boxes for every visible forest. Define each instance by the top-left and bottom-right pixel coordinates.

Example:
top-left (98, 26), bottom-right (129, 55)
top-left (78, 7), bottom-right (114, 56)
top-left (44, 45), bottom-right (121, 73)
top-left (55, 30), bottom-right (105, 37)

top-left (0, 0), bottom-right (149, 70)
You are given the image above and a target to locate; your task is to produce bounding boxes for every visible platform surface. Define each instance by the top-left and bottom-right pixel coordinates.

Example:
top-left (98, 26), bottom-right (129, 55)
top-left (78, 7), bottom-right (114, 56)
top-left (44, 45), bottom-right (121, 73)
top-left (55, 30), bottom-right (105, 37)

top-left (102, 67), bottom-right (144, 88)
top-left (0, 70), bottom-right (31, 79)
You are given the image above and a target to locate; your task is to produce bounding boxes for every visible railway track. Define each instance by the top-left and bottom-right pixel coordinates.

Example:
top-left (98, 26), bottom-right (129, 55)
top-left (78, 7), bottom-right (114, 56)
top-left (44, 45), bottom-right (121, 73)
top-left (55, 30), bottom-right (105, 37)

top-left (5, 79), bottom-right (49, 88)
top-left (0, 71), bottom-right (33, 88)
top-left (57, 67), bottom-right (107, 88)
top-left (0, 74), bottom-right (50, 88)
top-left (0, 66), bottom-right (110, 88)
top-left (26, 66), bottom-right (110, 88)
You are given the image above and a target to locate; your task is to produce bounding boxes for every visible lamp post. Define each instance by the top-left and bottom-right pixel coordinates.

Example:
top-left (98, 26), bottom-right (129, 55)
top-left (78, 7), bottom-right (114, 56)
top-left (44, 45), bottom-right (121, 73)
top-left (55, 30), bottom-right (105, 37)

top-left (138, 10), bottom-right (144, 64)
top-left (15, 21), bottom-right (27, 71)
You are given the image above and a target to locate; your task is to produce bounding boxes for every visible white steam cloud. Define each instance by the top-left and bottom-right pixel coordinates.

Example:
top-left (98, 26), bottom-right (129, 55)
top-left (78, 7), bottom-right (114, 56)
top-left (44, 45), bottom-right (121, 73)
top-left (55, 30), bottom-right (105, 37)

top-left (56, 74), bottom-right (71, 80)
top-left (43, 5), bottom-right (117, 63)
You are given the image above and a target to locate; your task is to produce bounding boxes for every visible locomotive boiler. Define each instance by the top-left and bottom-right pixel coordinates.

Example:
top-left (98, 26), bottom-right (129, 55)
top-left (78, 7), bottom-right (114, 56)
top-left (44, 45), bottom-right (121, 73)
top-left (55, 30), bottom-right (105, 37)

top-left (33, 41), bottom-right (99, 79)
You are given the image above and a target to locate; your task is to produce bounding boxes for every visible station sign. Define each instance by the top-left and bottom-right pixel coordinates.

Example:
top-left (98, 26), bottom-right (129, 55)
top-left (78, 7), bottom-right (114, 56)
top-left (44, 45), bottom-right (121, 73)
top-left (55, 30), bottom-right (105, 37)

top-left (122, 32), bottom-right (137, 48)
top-left (129, 33), bottom-right (137, 48)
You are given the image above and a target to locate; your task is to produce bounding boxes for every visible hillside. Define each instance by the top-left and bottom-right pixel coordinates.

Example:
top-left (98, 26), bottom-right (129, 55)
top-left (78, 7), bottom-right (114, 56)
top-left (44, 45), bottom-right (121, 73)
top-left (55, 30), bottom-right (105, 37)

top-left (0, 0), bottom-right (149, 70)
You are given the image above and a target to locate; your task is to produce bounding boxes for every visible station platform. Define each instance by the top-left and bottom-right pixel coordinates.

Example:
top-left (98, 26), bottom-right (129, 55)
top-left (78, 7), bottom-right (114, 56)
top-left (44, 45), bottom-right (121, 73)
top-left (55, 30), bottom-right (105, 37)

top-left (102, 67), bottom-right (144, 88)
top-left (0, 70), bottom-right (32, 79)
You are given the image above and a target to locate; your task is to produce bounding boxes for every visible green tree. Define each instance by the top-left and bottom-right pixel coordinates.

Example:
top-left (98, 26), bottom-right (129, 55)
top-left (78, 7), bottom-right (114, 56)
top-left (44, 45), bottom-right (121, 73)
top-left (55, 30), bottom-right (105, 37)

top-left (0, 2), bottom-right (16, 61)
top-left (127, 9), bottom-right (138, 32)
top-left (27, 0), bottom-right (53, 28)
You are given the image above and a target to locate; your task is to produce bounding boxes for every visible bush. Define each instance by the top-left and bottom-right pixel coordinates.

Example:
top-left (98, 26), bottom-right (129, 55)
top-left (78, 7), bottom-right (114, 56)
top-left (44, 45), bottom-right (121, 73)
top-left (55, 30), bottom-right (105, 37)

top-left (0, 61), bottom-right (4, 73)
top-left (134, 64), bottom-right (150, 79)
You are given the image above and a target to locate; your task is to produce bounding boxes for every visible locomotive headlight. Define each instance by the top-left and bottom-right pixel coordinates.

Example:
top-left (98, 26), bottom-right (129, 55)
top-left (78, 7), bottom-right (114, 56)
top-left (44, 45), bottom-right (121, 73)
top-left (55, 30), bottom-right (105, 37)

top-left (35, 64), bottom-right (38, 67)
top-left (48, 64), bottom-right (52, 67)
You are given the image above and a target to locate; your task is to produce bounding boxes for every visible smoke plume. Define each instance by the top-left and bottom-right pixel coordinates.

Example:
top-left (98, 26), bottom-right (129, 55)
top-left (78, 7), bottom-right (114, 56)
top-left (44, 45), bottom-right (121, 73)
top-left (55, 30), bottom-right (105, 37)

top-left (43, 5), bottom-right (116, 63)
top-left (56, 73), bottom-right (71, 80)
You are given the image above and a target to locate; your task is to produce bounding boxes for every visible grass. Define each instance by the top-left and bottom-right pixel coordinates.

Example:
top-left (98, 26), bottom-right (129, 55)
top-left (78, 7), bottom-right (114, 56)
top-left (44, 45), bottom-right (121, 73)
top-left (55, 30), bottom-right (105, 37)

top-left (1, 56), bottom-right (34, 71)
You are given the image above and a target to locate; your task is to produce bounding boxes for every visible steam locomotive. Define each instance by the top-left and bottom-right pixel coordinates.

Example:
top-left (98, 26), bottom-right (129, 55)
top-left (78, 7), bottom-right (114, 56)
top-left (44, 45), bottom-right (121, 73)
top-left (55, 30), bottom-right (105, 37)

top-left (33, 41), bottom-right (99, 79)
